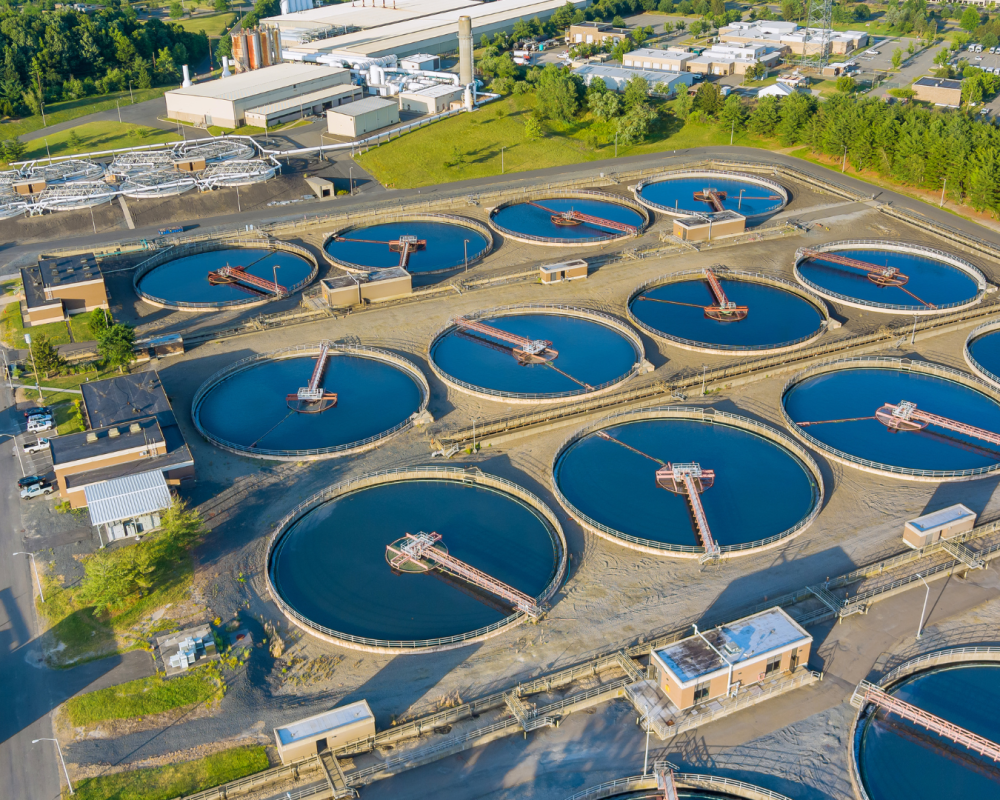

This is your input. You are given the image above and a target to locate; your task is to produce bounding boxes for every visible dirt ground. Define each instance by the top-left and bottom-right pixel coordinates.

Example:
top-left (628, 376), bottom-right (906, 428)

top-left (46, 173), bottom-right (1000, 797)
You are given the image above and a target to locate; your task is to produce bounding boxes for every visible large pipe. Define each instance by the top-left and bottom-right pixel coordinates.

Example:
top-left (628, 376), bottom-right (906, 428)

top-left (181, 64), bottom-right (192, 87)
top-left (458, 15), bottom-right (473, 86)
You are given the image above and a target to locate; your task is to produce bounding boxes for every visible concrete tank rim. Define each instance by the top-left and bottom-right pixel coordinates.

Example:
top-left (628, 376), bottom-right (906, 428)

top-left (632, 169), bottom-right (789, 220)
top-left (264, 466), bottom-right (569, 654)
top-left (626, 267), bottom-right (831, 356)
top-left (963, 316), bottom-right (1000, 391)
top-left (549, 404), bottom-right (825, 559)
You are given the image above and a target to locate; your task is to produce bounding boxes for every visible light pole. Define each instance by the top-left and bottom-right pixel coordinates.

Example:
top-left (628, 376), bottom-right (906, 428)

top-left (730, 118), bottom-right (734, 146)
top-left (117, 98), bottom-right (122, 123)
top-left (32, 738), bottom-right (73, 795)
top-left (615, 130), bottom-right (618, 158)
top-left (1, 433), bottom-right (27, 477)
top-left (841, 144), bottom-right (847, 173)
top-left (915, 573), bottom-right (930, 640)
top-left (349, 166), bottom-right (354, 196)
top-left (272, 263), bottom-right (280, 294)
top-left (23, 334), bottom-right (43, 403)
top-left (501, 145), bottom-right (504, 174)
top-left (643, 721), bottom-right (651, 775)
top-left (940, 177), bottom-right (947, 208)
top-left (910, 315), bottom-right (917, 345)
top-left (13, 552), bottom-right (43, 603)
top-left (464, 239), bottom-right (469, 272)
top-left (701, 363), bottom-right (707, 396)
top-left (90, 203), bottom-right (97, 235)
top-left (44, 138), bottom-right (51, 163)
top-left (128, 81), bottom-right (134, 104)
top-left (236, 184), bottom-right (241, 213)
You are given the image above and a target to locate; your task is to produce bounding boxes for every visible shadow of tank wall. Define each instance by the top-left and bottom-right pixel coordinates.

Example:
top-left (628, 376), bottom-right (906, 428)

top-left (0, 199), bottom-right (129, 246)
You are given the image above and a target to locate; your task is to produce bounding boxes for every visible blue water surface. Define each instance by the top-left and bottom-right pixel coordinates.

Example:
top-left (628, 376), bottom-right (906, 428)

top-left (432, 314), bottom-right (639, 396)
top-left (968, 329), bottom-right (1000, 385)
top-left (491, 198), bottom-right (645, 241)
top-left (637, 176), bottom-right (785, 216)
top-left (555, 419), bottom-right (817, 548)
top-left (798, 248), bottom-right (978, 309)
top-left (859, 664), bottom-right (1000, 800)
top-left (270, 480), bottom-right (557, 641)
top-left (197, 354), bottom-right (422, 452)
top-left (630, 278), bottom-right (824, 349)
top-left (783, 368), bottom-right (1000, 472)
top-left (325, 220), bottom-right (491, 273)
top-left (138, 248), bottom-right (313, 305)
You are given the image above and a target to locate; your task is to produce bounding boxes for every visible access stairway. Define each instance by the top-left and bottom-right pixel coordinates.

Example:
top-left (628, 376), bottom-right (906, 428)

top-left (286, 340), bottom-right (337, 410)
top-left (876, 401), bottom-right (1000, 446)
top-left (528, 201), bottom-right (640, 235)
top-left (453, 316), bottom-right (558, 363)
top-left (799, 248), bottom-right (909, 287)
top-left (207, 264), bottom-right (287, 297)
top-left (693, 188), bottom-right (727, 212)
top-left (318, 749), bottom-right (356, 799)
top-left (656, 463), bottom-right (721, 563)
top-left (851, 680), bottom-right (1000, 762)
top-left (387, 532), bottom-right (545, 618)
top-left (703, 267), bottom-right (748, 321)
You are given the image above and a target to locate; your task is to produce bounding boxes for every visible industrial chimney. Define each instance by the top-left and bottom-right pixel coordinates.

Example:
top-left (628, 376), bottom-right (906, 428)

top-left (221, 57), bottom-right (232, 78)
top-left (181, 64), bottom-right (192, 87)
top-left (458, 16), bottom-right (473, 87)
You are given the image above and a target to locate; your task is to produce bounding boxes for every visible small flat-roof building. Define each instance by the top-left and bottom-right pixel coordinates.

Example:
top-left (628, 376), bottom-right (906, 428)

top-left (651, 608), bottom-right (812, 710)
top-left (243, 83), bottom-right (362, 127)
top-left (398, 83), bottom-right (465, 114)
top-left (672, 210), bottom-right (746, 242)
top-left (321, 268), bottom-right (412, 308)
top-left (327, 96), bottom-right (399, 137)
top-left (913, 76), bottom-right (962, 107)
top-left (720, 21), bottom-right (867, 55)
top-left (572, 64), bottom-right (695, 95)
top-left (19, 253), bottom-right (108, 326)
top-left (623, 48), bottom-right (695, 73)
top-left (903, 504), bottom-right (976, 549)
top-left (165, 63), bottom-right (351, 128)
top-left (275, 701), bottom-right (376, 764)
top-left (568, 21), bottom-right (631, 46)
top-left (540, 259), bottom-right (588, 284)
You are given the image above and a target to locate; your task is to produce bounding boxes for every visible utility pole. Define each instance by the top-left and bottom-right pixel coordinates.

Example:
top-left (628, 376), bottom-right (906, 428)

top-left (23, 334), bottom-right (43, 404)
top-left (940, 177), bottom-right (947, 208)
top-left (915, 573), bottom-right (930, 640)
top-left (13, 552), bottom-right (43, 602)
top-left (32, 739), bottom-right (73, 795)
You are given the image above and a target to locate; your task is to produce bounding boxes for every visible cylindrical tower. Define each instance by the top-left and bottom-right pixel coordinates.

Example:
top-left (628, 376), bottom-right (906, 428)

top-left (458, 16), bottom-right (474, 86)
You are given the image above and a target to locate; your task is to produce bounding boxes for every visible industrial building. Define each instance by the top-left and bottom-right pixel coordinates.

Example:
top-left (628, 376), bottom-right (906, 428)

top-left (19, 253), bottom-right (109, 325)
top-left (327, 96), bottom-right (400, 136)
top-left (572, 64), bottom-right (695, 96)
top-left (913, 76), bottom-right (963, 107)
top-left (567, 21), bottom-right (632, 46)
top-left (276, 0), bottom-right (588, 60)
top-left (49, 372), bottom-right (195, 528)
top-left (719, 21), bottom-right (868, 56)
top-left (275, 701), bottom-right (375, 764)
top-left (165, 62), bottom-right (351, 128)
top-left (398, 83), bottom-right (465, 113)
top-left (622, 48), bottom-right (696, 72)
top-left (623, 44), bottom-right (781, 76)
top-left (650, 608), bottom-right (812, 710)
top-left (903, 504), bottom-right (976, 549)
top-left (672, 210), bottom-right (746, 242)
top-left (243, 83), bottom-right (362, 128)
top-left (321, 268), bottom-right (412, 308)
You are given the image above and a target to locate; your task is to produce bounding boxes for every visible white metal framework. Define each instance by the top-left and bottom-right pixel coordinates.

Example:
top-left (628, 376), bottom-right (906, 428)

top-left (119, 170), bottom-right (198, 198)
top-left (174, 139), bottom-right (256, 162)
top-left (198, 159), bottom-right (276, 188)
top-left (30, 181), bottom-right (118, 212)
top-left (23, 159), bottom-right (106, 184)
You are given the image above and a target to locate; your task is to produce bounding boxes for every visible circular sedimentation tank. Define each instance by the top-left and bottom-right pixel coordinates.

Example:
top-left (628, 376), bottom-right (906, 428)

top-left (488, 191), bottom-right (649, 246)
top-left (852, 654), bottom-right (1000, 800)
top-left (565, 772), bottom-right (794, 800)
top-left (794, 241), bottom-right (986, 315)
top-left (627, 268), bottom-right (829, 355)
top-left (782, 358), bottom-right (1000, 481)
top-left (134, 240), bottom-right (317, 310)
top-left (323, 214), bottom-right (493, 274)
top-left (429, 305), bottom-right (645, 403)
top-left (192, 343), bottom-right (429, 460)
top-left (633, 170), bottom-right (788, 218)
top-left (266, 468), bottom-right (567, 653)
top-left (552, 407), bottom-right (823, 559)
top-left (964, 318), bottom-right (1000, 389)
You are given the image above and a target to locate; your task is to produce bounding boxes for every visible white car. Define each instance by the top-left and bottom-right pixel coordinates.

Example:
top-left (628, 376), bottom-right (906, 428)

top-left (865, 49), bottom-right (880, 56)
top-left (23, 438), bottom-right (51, 454)
top-left (27, 418), bottom-right (53, 433)
top-left (20, 483), bottom-right (54, 499)
top-left (976, 56), bottom-right (984, 61)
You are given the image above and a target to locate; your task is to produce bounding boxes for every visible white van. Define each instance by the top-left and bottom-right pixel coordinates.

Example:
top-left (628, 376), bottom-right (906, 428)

top-left (27, 417), bottom-right (53, 433)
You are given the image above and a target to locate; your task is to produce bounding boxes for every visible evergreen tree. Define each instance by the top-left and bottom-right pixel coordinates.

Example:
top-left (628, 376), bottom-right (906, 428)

top-left (97, 323), bottom-right (137, 374)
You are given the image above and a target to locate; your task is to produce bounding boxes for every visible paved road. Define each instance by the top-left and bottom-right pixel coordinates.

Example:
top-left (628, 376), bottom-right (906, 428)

top-left (0, 377), bottom-right (155, 800)
top-left (21, 96), bottom-right (175, 143)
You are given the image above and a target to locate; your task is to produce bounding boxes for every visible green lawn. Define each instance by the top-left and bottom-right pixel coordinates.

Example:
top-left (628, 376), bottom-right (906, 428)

top-left (53, 399), bottom-right (86, 435)
top-left (73, 746), bottom-right (269, 800)
top-left (206, 118), bottom-right (311, 137)
top-left (0, 88), bottom-right (170, 144)
top-left (66, 665), bottom-right (223, 726)
top-left (23, 121), bottom-right (179, 161)
top-left (356, 94), bottom-right (769, 189)
top-left (0, 302), bottom-right (71, 347)
top-left (68, 309), bottom-right (107, 343)
top-left (173, 11), bottom-right (236, 34)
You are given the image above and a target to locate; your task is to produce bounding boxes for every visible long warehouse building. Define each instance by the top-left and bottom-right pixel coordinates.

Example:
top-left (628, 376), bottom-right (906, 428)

top-left (275, 0), bottom-right (588, 60)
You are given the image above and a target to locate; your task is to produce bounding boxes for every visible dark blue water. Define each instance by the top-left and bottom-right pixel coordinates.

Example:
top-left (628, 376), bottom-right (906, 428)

top-left (197, 354), bottom-right (422, 452)
top-left (138, 249), bottom-right (313, 305)
top-left (432, 314), bottom-right (639, 396)
top-left (324, 221), bottom-right (491, 273)
top-left (630, 278), bottom-right (824, 349)
top-left (270, 480), bottom-right (557, 641)
top-left (968, 330), bottom-right (1000, 383)
top-left (637, 176), bottom-right (785, 216)
top-left (491, 198), bottom-right (645, 241)
top-left (859, 664), bottom-right (1000, 800)
top-left (784, 368), bottom-right (1000, 472)
top-left (555, 419), bottom-right (817, 548)
top-left (798, 248), bottom-right (978, 309)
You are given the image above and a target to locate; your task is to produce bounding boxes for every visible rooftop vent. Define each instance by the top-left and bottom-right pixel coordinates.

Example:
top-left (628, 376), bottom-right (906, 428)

top-left (86, 432), bottom-right (98, 443)
top-left (108, 427), bottom-right (120, 438)
top-left (129, 422), bottom-right (142, 433)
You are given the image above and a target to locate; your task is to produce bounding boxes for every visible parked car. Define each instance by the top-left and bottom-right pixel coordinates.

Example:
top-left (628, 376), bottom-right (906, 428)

top-left (865, 49), bottom-right (879, 56)
top-left (24, 406), bottom-right (52, 418)
top-left (23, 438), bottom-right (51, 454)
top-left (27, 418), bottom-right (53, 433)
top-left (17, 475), bottom-right (46, 489)
top-left (20, 482), bottom-right (54, 499)
top-left (158, 226), bottom-right (183, 235)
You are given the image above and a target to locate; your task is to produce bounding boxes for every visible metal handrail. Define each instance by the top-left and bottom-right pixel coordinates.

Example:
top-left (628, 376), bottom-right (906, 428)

top-left (878, 646), bottom-right (1000, 687)
top-left (265, 467), bottom-right (568, 651)
top-left (626, 268), bottom-right (830, 352)
top-left (550, 406), bottom-right (824, 556)
top-left (780, 356), bottom-right (1000, 478)
top-left (321, 213), bottom-right (494, 275)
top-left (428, 303), bottom-right (645, 401)
top-left (963, 317), bottom-right (1000, 390)
top-left (488, 189), bottom-right (650, 245)
top-left (633, 168), bottom-right (789, 218)
top-left (190, 342), bottom-right (430, 458)
top-left (562, 772), bottom-right (794, 800)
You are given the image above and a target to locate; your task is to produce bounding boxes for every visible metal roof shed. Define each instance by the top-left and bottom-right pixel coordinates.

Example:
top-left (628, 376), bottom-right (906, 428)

top-left (85, 470), bottom-right (172, 540)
